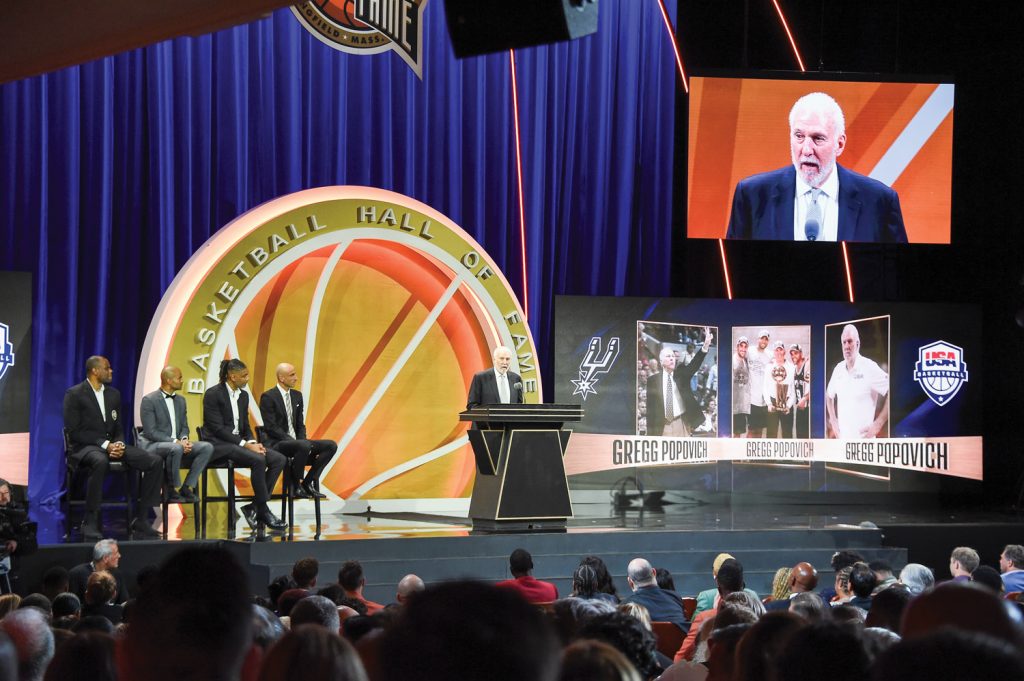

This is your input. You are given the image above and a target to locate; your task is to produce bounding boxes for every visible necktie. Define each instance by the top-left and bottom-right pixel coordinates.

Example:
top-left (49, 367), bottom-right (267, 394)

top-left (285, 391), bottom-right (296, 438)
top-left (498, 373), bottom-right (509, 403)
top-left (804, 188), bottom-right (822, 241)
top-left (665, 373), bottom-right (675, 422)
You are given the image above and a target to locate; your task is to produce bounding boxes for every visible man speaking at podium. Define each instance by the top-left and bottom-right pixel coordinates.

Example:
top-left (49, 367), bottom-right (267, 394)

top-left (467, 346), bottom-right (523, 409)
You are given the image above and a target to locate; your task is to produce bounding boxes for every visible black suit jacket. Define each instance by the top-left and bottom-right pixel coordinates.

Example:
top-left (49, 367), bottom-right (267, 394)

top-left (202, 383), bottom-right (254, 444)
top-left (63, 381), bottom-right (126, 453)
top-left (466, 369), bottom-right (524, 409)
top-left (725, 165), bottom-right (907, 243)
top-left (259, 387), bottom-right (307, 446)
top-left (645, 348), bottom-right (708, 436)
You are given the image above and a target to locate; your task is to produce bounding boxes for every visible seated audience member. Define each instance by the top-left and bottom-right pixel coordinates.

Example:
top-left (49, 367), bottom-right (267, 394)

top-left (949, 546), bottom-right (980, 582)
top-left (971, 565), bottom-right (1005, 594)
top-left (338, 561), bottom-right (384, 614)
top-left (898, 563), bottom-right (935, 596)
top-left (864, 583), bottom-right (911, 632)
top-left (378, 580), bottom-right (560, 681)
top-left (732, 611), bottom-right (806, 681)
top-left (821, 550), bottom-right (864, 603)
top-left (82, 571), bottom-right (121, 624)
top-left (767, 562), bottom-right (819, 612)
top-left (289, 595), bottom-right (340, 633)
top-left (694, 554), bottom-right (734, 616)
top-left (393, 574), bottom-right (424, 607)
top-left (830, 604), bottom-right (866, 624)
top-left (70, 615), bottom-right (115, 635)
top-left (571, 564), bottom-right (617, 604)
top-left (276, 588), bottom-right (310, 618)
top-left (496, 548), bottom-right (558, 604)
top-left (341, 614), bottom-right (381, 644)
top-left (723, 591), bottom-right (765, 618)
top-left (873, 628), bottom-right (1024, 681)
top-left (120, 546), bottom-right (260, 681)
top-left (268, 573), bottom-right (298, 609)
top-left (860, 627), bottom-right (901, 663)
top-left (559, 639), bottom-right (643, 681)
top-left (252, 604), bottom-right (286, 651)
top-left (655, 567), bottom-right (678, 594)
top-left (42, 631), bottom-right (116, 681)
top-left (337, 597), bottom-right (368, 617)
top-left (900, 581), bottom-right (1024, 647)
top-left (259, 624), bottom-right (368, 681)
top-left (675, 560), bottom-right (746, 662)
top-left (774, 620), bottom-right (869, 681)
top-left (68, 539), bottom-right (128, 604)
top-left (788, 592), bottom-right (827, 622)
top-left (0, 595), bottom-right (20, 619)
top-left (550, 598), bottom-right (616, 645)
top-left (578, 610), bottom-right (663, 679)
top-left (869, 559), bottom-right (898, 594)
top-left (292, 557), bottom-right (319, 590)
top-left (40, 567), bottom-right (69, 603)
top-left (0, 607), bottom-right (54, 681)
top-left (618, 602), bottom-right (653, 632)
top-left (847, 562), bottom-right (877, 611)
top-left (704, 622), bottom-right (752, 681)
top-left (998, 544), bottom-right (1024, 593)
top-left (831, 566), bottom-right (855, 604)
top-left (622, 558), bottom-right (686, 627)
top-left (316, 583), bottom-right (345, 605)
top-left (17, 594), bottom-right (51, 620)
top-left (50, 593), bottom-right (81, 622)
top-left (769, 567), bottom-right (793, 602)
top-left (579, 555), bottom-right (619, 602)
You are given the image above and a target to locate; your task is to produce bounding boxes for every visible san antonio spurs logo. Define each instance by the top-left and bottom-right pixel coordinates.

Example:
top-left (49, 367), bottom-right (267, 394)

top-left (571, 337), bottom-right (620, 400)
top-left (291, 0), bottom-right (428, 78)
top-left (913, 340), bottom-right (968, 406)
top-left (0, 322), bottom-right (14, 382)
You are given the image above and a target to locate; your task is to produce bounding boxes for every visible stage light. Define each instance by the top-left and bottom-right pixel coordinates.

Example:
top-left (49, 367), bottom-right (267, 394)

top-left (509, 50), bottom-right (530, 320)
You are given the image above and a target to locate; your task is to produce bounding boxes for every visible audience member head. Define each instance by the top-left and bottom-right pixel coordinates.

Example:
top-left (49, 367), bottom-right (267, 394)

top-left (91, 540), bottom-right (120, 571)
top-left (341, 614), bottom-right (380, 644)
top-left (860, 626), bottom-right (901, 663)
top-left (218, 358), bottom-right (248, 387)
top-left (550, 598), bottom-right (615, 645)
top-left (50, 594), bottom-right (80, 620)
top-left (572, 564), bottom-right (600, 599)
top-left (337, 597), bottom-right (368, 617)
top-left (971, 565), bottom-right (1004, 594)
top-left (949, 546), bottom-right (980, 578)
top-left (291, 558), bottom-right (319, 590)
top-left (42, 632), bottom-right (115, 681)
top-left (869, 559), bottom-right (894, 581)
top-left (316, 583), bottom-right (345, 605)
top-left (733, 611), bottom-right (806, 681)
top-left (789, 561), bottom-right (819, 593)
top-left (70, 616), bottom-right (115, 635)
top-left (17, 595), bottom-right (51, 620)
top-left (268, 574), bottom-right (298, 608)
top-left (625, 558), bottom-right (656, 590)
top-left (873, 628), bottom-right (1024, 681)
top-left (775, 620), bottom-right (869, 681)
top-left (0, 607), bottom-right (54, 681)
top-left (120, 546), bottom-right (255, 681)
top-left (789, 592), bottom-right (827, 622)
top-left (395, 574), bottom-right (424, 606)
top-left (290, 595), bottom-right (341, 632)
top-left (509, 548), bottom-right (534, 577)
top-left (578, 611), bottom-right (660, 680)
top-left (580, 556), bottom-right (617, 597)
top-left (0, 596), bottom-right (20, 620)
top-left (831, 604), bottom-right (866, 624)
top-left (715, 603), bottom-right (759, 633)
top-left (40, 568), bottom-right (69, 602)
top-left (276, 589), bottom-right (310, 618)
top-left (711, 553), bottom-right (735, 577)
top-left (706, 623), bottom-right (752, 681)
top-left (251, 604), bottom-right (285, 650)
top-left (723, 590), bottom-right (765, 618)
top-left (1000, 544), bottom-right (1024, 573)
top-left (654, 567), bottom-right (676, 592)
top-left (850, 562), bottom-right (878, 598)
top-left (900, 581), bottom-right (1024, 647)
top-left (259, 624), bottom-right (368, 681)
top-left (716, 559), bottom-right (744, 596)
top-left (864, 584), bottom-right (911, 632)
top-left (616, 602), bottom-right (652, 631)
top-left (772, 567), bottom-right (793, 600)
top-left (898, 563), bottom-right (935, 595)
top-left (85, 572), bottom-right (116, 606)
top-left (378, 580), bottom-right (559, 681)
top-left (338, 561), bottom-right (366, 593)
top-left (559, 639), bottom-right (642, 681)
top-left (830, 550), bottom-right (864, 573)
top-left (834, 566), bottom-right (854, 600)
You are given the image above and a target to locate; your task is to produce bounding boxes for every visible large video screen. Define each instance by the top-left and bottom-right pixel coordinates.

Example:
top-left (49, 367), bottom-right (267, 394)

top-left (0, 271), bottom-right (32, 486)
top-left (554, 296), bottom-right (981, 493)
top-left (687, 74), bottom-right (954, 244)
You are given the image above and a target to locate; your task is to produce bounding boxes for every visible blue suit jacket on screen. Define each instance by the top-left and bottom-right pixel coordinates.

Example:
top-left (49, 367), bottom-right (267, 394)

top-left (725, 165), bottom-right (908, 243)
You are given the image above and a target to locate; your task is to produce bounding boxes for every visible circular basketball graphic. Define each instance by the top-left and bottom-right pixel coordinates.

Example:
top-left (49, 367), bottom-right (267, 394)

top-left (136, 187), bottom-right (540, 520)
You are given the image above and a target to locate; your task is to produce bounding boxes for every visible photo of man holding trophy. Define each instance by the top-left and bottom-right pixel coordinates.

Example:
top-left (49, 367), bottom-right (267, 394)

top-left (763, 341), bottom-right (795, 438)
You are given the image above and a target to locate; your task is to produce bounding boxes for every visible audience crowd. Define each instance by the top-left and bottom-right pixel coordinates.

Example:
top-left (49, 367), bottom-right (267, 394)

top-left (0, 541), bottom-right (1022, 680)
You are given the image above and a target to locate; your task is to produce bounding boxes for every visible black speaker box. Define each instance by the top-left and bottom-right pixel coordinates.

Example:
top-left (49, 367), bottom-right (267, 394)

top-left (445, 0), bottom-right (599, 58)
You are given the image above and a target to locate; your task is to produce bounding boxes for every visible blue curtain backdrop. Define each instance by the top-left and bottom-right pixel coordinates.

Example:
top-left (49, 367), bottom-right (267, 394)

top-left (0, 1), bottom-right (677, 517)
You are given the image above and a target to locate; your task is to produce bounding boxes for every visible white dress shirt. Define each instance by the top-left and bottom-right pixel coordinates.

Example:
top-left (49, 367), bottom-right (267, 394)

top-left (793, 167), bottom-right (839, 242)
top-left (228, 387), bottom-right (247, 446)
top-left (493, 369), bottom-right (510, 403)
top-left (162, 391), bottom-right (178, 440)
top-left (92, 383), bottom-right (110, 450)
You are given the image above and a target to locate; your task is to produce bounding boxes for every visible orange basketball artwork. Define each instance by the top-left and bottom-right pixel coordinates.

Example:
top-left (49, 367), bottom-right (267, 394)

top-left (136, 187), bottom-right (539, 532)
top-left (687, 77), bottom-right (954, 244)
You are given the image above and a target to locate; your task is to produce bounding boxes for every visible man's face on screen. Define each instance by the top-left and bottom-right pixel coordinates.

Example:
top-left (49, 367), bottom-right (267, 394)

top-left (758, 336), bottom-right (769, 351)
top-left (790, 107), bottom-right (845, 188)
top-left (736, 342), bottom-right (747, 359)
top-left (659, 350), bottom-right (676, 372)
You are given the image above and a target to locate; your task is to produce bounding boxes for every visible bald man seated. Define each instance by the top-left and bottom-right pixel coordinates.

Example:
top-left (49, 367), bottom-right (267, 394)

top-left (259, 363), bottom-right (337, 499)
top-left (765, 561), bottom-right (819, 611)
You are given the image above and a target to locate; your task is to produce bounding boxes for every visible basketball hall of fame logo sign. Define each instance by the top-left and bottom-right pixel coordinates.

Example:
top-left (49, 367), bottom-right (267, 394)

top-left (291, 0), bottom-right (428, 78)
top-left (913, 340), bottom-right (968, 406)
top-left (136, 186), bottom-right (539, 518)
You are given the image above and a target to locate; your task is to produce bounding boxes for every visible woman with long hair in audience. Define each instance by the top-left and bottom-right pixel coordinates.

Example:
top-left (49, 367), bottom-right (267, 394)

top-left (572, 563), bottom-right (618, 604)
top-left (560, 639), bottom-right (643, 681)
top-left (770, 567), bottom-right (793, 602)
top-left (259, 624), bottom-right (369, 681)
top-left (0, 594), bottom-right (20, 619)
top-left (579, 556), bottom-right (619, 602)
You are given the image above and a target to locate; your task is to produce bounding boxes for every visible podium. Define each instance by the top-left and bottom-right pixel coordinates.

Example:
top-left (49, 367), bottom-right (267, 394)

top-left (460, 403), bottom-right (582, 531)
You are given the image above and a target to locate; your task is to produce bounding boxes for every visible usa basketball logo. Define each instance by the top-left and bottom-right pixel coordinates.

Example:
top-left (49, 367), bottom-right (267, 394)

top-left (913, 340), bottom-right (968, 406)
top-left (0, 322), bottom-right (14, 383)
top-left (571, 337), bottom-right (620, 400)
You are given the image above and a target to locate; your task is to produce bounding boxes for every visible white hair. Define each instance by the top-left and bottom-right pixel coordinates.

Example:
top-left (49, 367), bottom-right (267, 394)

top-left (92, 539), bottom-right (118, 562)
top-left (790, 92), bottom-right (846, 138)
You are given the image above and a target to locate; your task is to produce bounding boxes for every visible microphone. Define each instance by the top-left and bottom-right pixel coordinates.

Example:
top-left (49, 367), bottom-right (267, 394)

top-left (804, 216), bottom-right (820, 241)
top-left (513, 382), bottom-right (523, 403)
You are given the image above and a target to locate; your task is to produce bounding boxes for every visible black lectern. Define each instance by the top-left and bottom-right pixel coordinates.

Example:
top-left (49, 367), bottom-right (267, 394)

top-left (460, 404), bottom-right (582, 531)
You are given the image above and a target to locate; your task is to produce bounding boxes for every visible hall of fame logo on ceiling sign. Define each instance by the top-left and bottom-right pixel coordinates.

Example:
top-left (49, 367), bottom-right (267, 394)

top-left (913, 340), bottom-right (968, 406)
top-left (291, 0), bottom-right (428, 78)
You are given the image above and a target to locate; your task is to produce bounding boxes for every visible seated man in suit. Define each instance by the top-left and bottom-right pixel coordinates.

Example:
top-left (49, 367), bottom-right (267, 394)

top-left (62, 355), bottom-right (163, 539)
top-left (467, 345), bottom-right (523, 409)
top-left (138, 365), bottom-right (214, 503)
top-left (621, 557), bottom-right (687, 628)
top-left (726, 92), bottom-right (907, 243)
top-left (201, 359), bottom-right (287, 531)
top-left (259, 363), bottom-right (336, 499)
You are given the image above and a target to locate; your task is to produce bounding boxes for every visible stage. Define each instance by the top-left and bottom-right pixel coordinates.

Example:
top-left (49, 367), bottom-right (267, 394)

top-left (10, 499), bottom-right (1024, 603)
